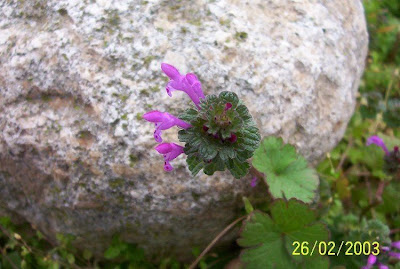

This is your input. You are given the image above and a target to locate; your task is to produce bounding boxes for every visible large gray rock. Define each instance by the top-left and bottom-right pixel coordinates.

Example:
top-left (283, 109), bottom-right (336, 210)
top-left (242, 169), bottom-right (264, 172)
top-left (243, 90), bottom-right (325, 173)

top-left (0, 0), bottom-right (367, 260)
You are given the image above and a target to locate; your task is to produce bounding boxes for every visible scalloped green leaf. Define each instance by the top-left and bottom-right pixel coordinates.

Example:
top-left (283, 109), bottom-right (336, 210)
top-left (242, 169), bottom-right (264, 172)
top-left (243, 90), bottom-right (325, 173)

top-left (238, 199), bottom-right (329, 269)
top-left (179, 91), bottom-right (260, 178)
top-left (252, 137), bottom-right (319, 203)
top-left (219, 91), bottom-right (239, 107)
top-left (186, 155), bottom-right (204, 176)
top-left (226, 158), bottom-right (250, 179)
top-left (179, 108), bottom-right (199, 123)
top-left (203, 157), bottom-right (225, 175)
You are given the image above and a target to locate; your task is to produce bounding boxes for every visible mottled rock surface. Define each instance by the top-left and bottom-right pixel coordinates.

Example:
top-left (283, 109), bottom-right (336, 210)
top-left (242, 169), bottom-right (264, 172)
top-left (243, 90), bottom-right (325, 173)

top-left (0, 0), bottom-right (367, 260)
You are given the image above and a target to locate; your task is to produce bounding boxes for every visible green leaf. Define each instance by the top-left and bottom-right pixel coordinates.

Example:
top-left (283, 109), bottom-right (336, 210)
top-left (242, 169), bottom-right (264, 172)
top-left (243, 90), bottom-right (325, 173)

top-left (242, 197), bottom-right (254, 214)
top-left (219, 91), bottom-right (239, 107)
top-left (383, 98), bottom-right (400, 127)
top-left (226, 158), bottom-right (250, 179)
top-left (238, 199), bottom-right (329, 269)
top-left (186, 154), bottom-right (205, 176)
top-left (179, 108), bottom-right (199, 123)
top-left (203, 156), bottom-right (225, 175)
top-left (104, 245), bottom-right (121, 259)
top-left (252, 137), bottom-right (319, 203)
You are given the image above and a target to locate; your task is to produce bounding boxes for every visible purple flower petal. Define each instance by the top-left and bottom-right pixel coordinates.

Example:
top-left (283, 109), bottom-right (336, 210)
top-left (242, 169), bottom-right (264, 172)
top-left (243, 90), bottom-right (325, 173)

top-left (228, 133), bottom-right (237, 143)
top-left (367, 254), bottom-right (377, 266)
top-left (250, 176), bottom-right (258, 187)
top-left (155, 143), bottom-right (173, 154)
top-left (381, 246), bottom-right (390, 252)
top-left (161, 63), bottom-right (181, 80)
top-left (367, 135), bottom-right (389, 155)
top-left (392, 241), bottom-right (400, 250)
top-left (164, 161), bottom-right (174, 171)
top-left (144, 111), bottom-right (191, 143)
top-left (155, 143), bottom-right (185, 171)
top-left (143, 110), bottom-right (165, 122)
top-left (225, 102), bottom-right (232, 111)
top-left (161, 63), bottom-right (205, 108)
top-left (154, 129), bottom-right (162, 143)
top-left (389, 251), bottom-right (400, 259)
top-left (377, 264), bottom-right (389, 269)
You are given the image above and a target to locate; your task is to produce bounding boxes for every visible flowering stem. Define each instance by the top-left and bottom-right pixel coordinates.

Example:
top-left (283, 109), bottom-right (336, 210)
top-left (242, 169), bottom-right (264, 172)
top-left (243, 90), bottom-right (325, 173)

top-left (390, 228), bottom-right (400, 235)
top-left (188, 215), bottom-right (247, 269)
top-left (249, 165), bottom-right (265, 181)
top-left (360, 180), bottom-right (387, 221)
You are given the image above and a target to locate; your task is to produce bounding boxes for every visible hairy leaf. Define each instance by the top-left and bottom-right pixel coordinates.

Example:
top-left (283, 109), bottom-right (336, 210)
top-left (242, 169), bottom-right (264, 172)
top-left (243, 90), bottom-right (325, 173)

top-left (252, 137), bottom-right (319, 203)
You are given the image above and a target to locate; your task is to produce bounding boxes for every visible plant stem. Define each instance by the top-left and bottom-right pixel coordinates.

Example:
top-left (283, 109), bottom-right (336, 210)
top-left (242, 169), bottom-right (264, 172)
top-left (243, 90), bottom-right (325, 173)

top-left (189, 215), bottom-right (247, 269)
top-left (360, 181), bottom-right (387, 221)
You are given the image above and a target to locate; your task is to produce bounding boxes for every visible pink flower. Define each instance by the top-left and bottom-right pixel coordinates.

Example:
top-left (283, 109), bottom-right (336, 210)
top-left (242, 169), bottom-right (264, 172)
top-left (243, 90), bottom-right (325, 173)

top-left (250, 176), bottom-right (258, 187)
top-left (362, 255), bottom-right (377, 269)
top-left (225, 102), bottom-right (232, 111)
top-left (392, 241), bottom-right (400, 250)
top-left (143, 111), bottom-right (191, 143)
top-left (366, 135), bottom-right (389, 155)
top-left (161, 63), bottom-right (205, 108)
top-left (155, 143), bottom-right (185, 171)
top-left (363, 243), bottom-right (400, 269)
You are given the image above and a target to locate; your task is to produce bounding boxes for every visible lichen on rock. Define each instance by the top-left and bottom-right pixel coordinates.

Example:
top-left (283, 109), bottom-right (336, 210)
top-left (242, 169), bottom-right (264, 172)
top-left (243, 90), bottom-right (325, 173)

top-left (0, 0), bottom-right (368, 260)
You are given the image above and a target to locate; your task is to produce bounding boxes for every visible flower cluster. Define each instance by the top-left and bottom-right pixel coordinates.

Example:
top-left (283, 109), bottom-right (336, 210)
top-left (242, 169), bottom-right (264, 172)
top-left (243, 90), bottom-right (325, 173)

top-left (143, 63), bottom-right (261, 178)
top-left (363, 241), bottom-right (400, 269)
top-left (366, 135), bottom-right (400, 176)
top-left (143, 63), bottom-right (205, 171)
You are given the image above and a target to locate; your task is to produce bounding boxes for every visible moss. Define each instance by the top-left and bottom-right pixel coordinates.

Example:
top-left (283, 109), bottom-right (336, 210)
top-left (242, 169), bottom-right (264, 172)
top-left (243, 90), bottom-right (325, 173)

top-left (235, 32), bottom-right (248, 42)
top-left (121, 114), bottom-right (128, 120)
top-left (219, 18), bottom-right (230, 27)
top-left (120, 95), bottom-right (129, 102)
top-left (109, 178), bottom-right (125, 189)
top-left (150, 86), bottom-right (160, 92)
top-left (156, 27), bottom-right (164, 33)
top-left (191, 191), bottom-right (201, 201)
top-left (136, 113), bottom-right (143, 120)
top-left (181, 27), bottom-right (188, 34)
top-left (41, 94), bottom-right (51, 102)
top-left (112, 93), bottom-right (130, 102)
top-left (143, 56), bottom-right (155, 67)
top-left (188, 19), bottom-right (202, 26)
top-left (117, 195), bottom-right (125, 204)
top-left (77, 130), bottom-right (92, 139)
top-left (58, 8), bottom-right (68, 16)
top-left (107, 10), bottom-right (121, 27)
top-left (140, 89), bottom-right (150, 97)
top-left (129, 154), bottom-right (139, 167)
top-left (0, 171), bottom-right (11, 179)
top-left (50, 187), bottom-right (61, 195)
top-left (122, 123), bottom-right (128, 130)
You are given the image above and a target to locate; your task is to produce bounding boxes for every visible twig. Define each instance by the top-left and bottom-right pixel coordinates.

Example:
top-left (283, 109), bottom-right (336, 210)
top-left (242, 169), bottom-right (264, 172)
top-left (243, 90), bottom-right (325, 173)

top-left (360, 181), bottom-right (387, 221)
top-left (336, 138), bottom-right (353, 171)
top-left (189, 215), bottom-right (247, 269)
top-left (0, 247), bottom-right (19, 269)
top-left (0, 224), bottom-right (82, 269)
top-left (390, 228), bottom-right (400, 235)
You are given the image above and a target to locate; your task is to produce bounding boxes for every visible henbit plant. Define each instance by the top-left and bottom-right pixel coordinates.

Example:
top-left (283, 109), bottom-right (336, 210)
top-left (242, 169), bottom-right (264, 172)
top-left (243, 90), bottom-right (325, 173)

top-left (367, 135), bottom-right (400, 177)
top-left (143, 63), bottom-right (260, 179)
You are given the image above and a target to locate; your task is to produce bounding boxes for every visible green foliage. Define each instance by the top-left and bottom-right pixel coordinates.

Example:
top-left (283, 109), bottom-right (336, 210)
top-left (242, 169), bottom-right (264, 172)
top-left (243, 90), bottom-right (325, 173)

top-left (238, 199), bottom-right (329, 269)
top-left (252, 137), bottom-right (319, 203)
top-left (1, 1), bottom-right (400, 268)
top-left (179, 91), bottom-right (260, 178)
top-left (102, 236), bottom-right (155, 268)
